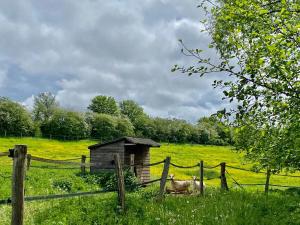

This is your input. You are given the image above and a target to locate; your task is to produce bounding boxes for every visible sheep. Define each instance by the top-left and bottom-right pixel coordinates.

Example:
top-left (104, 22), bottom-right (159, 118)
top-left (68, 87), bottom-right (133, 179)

top-left (169, 174), bottom-right (191, 193)
top-left (192, 176), bottom-right (206, 193)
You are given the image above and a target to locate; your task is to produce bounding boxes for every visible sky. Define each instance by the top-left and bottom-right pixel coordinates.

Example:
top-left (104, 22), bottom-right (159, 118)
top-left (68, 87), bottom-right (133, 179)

top-left (0, 0), bottom-right (229, 123)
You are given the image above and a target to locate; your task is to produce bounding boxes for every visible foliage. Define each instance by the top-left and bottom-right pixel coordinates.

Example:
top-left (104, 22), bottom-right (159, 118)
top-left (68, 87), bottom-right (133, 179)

top-left (0, 93), bottom-right (232, 145)
top-left (89, 113), bottom-right (134, 141)
top-left (40, 109), bottom-right (89, 139)
top-left (148, 117), bottom-right (231, 145)
top-left (198, 116), bottom-right (233, 145)
top-left (81, 169), bottom-right (139, 192)
top-left (32, 92), bottom-right (59, 122)
top-left (52, 179), bottom-right (73, 192)
top-left (119, 99), bottom-right (152, 137)
top-left (88, 95), bottom-right (120, 116)
top-left (0, 97), bottom-right (34, 136)
top-left (173, 0), bottom-right (300, 171)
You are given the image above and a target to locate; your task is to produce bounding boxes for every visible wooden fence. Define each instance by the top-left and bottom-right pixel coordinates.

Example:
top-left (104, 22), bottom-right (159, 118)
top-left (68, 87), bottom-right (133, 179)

top-left (0, 145), bottom-right (299, 225)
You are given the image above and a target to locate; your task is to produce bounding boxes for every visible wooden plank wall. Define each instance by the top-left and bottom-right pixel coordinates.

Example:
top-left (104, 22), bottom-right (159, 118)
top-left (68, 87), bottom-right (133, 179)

top-left (90, 141), bottom-right (125, 172)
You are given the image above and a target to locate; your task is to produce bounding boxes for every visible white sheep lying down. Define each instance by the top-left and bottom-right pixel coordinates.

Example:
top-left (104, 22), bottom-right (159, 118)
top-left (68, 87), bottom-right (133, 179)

top-left (169, 174), bottom-right (191, 192)
top-left (192, 176), bottom-right (206, 192)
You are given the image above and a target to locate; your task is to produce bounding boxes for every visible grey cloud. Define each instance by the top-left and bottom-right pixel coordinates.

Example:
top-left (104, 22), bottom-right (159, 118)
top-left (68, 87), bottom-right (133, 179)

top-left (0, 0), bottom-right (230, 122)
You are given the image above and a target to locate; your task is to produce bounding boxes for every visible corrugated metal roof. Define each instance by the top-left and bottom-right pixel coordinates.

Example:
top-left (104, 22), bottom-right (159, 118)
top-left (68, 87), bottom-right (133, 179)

top-left (88, 136), bottom-right (160, 149)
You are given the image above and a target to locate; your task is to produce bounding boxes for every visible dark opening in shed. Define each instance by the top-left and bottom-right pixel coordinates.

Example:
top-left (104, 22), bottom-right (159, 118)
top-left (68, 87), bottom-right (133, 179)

top-left (88, 137), bottom-right (160, 183)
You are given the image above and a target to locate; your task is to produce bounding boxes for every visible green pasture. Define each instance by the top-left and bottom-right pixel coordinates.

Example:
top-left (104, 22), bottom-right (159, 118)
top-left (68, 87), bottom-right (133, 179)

top-left (0, 137), bottom-right (299, 224)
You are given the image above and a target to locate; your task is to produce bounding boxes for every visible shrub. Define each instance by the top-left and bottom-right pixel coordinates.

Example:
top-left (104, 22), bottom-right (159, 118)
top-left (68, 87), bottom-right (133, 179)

top-left (52, 179), bottom-right (73, 192)
top-left (81, 169), bottom-right (139, 192)
top-left (41, 109), bottom-right (89, 140)
top-left (0, 97), bottom-right (34, 136)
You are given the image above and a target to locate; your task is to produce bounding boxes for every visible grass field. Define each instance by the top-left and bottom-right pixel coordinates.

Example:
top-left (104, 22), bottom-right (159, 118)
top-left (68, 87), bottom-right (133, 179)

top-left (0, 137), bottom-right (300, 224)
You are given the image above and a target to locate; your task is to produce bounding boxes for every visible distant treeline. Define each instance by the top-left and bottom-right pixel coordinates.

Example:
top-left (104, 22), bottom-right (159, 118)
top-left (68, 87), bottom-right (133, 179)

top-left (0, 93), bottom-right (233, 145)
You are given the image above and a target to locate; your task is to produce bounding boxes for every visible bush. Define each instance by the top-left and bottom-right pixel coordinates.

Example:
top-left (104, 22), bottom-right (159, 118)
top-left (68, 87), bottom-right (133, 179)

top-left (81, 169), bottom-right (139, 192)
top-left (41, 109), bottom-right (89, 140)
top-left (0, 97), bottom-right (34, 136)
top-left (52, 179), bottom-right (73, 192)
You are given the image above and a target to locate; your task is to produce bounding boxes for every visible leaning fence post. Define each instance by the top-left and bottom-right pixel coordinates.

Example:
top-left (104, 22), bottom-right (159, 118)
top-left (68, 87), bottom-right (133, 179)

top-left (26, 154), bottom-right (31, 171)
top-left (11, 145), bottom-right (27, 225)
top-left (200, 160), bottom-right (204, 195)
top-left (265, 169), bottom-right (271, 194)
top-left (220, 162), bottom-right (229, 191)
top-left (159, 156), bottom-right (171, 199)
top-left (114, 154), bottom-right (125, 211)
top-left (81, 155), bottom-right (86, 173)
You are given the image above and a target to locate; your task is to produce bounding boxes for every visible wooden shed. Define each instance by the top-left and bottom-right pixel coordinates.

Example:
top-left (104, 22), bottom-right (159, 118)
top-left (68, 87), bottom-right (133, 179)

top-left (88, 137), bottom-right (160, 183)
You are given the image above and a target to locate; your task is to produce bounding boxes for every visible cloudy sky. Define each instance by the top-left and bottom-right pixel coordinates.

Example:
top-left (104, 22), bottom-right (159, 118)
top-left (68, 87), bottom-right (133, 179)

top-left (0, 0), bottom-right (229, 122)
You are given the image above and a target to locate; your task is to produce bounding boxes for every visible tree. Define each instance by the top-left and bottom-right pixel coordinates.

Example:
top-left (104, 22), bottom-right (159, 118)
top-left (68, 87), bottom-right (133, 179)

top-left (33, 92), bottom-right (59, 122)
top-left (119, 100), bottom-right (150, 136)
top-left (89, 113), bottom-right (134, 141)
top-left (88, 95), bottom-right (120, 116)
top-left (197, 117), bottom-right (232, 145)
top-left (0, 97), bottom-right (34, 136)
top-left (173, 0), bottom-right (300, 171)
top-left (40, 110), bottom-right (89, 140)
top-left (120, 100), bottom-right (145, 124)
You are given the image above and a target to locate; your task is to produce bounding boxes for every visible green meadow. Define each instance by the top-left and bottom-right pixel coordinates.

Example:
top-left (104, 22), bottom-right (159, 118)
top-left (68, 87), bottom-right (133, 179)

top-left (0, 137), bottom-right (299, 225)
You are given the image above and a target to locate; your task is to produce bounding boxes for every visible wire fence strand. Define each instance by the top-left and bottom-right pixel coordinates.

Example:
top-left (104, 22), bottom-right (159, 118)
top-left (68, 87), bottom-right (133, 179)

top-left (226, 170), bottom-right (244, 189)
top-left (240, 184), bottom-right (300, 188)
top-left (0, 190), bottom-right (112, 205)
top-left (227, 165), bottom-right (300, 178)
top-left (30, 165), bottom-right (81, 170)
top-left (30, 155), bottom-right (101, 167)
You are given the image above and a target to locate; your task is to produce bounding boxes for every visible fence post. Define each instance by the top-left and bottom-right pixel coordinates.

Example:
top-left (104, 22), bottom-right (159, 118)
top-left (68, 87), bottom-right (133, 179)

top-left (114, 154), bottom-right (125, 211)
top-left (265, 169), bottom-right (271, 194)
top-left (26, 154), bottom-right (31, 171)
top-left (81, 155), bottom-right (86, 174)
top-left (11, 145), bottom-right (27, 225)
top-left (130, 154), bottom-right (135, 174)
top-left (220, 162), bottom-right (229, 191)
top-left (159, 156), bottom-right (171, 199)
top-left (200, 160), bottom-right (204, 195)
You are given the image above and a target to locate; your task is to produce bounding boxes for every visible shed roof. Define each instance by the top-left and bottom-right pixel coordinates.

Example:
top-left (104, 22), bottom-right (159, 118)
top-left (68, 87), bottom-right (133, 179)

top-left (88, 137), bottom-right (160, 149)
